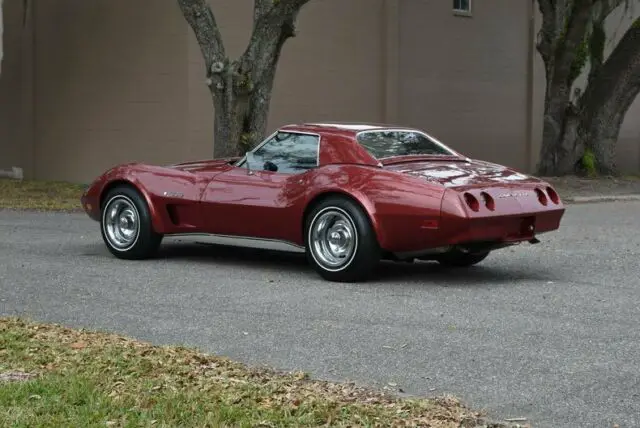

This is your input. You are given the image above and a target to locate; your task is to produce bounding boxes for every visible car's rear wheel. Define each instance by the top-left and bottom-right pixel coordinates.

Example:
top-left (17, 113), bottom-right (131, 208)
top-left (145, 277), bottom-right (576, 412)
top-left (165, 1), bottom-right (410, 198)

top-left (304, 196), bottom-right (380, 282)
top-left (435, 249), bottom-right (490, 267)
top-left (100, 185), bottom-right (162, 259)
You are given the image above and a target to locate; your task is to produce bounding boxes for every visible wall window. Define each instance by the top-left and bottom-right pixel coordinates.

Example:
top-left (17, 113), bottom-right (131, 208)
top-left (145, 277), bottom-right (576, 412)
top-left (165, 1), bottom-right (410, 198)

top-left (453, 0), bottom-right (471, 14)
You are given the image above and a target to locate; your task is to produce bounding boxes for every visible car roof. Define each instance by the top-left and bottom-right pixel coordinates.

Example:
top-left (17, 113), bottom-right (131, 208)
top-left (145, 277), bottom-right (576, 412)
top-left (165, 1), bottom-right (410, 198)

top-left (278, 122), bottom-right (422, 136)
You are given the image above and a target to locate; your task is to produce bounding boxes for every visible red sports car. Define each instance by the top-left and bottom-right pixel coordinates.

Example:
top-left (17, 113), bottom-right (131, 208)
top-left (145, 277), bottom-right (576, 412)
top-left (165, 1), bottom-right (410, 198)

top-left (81, 122), bottom-right (565, 282)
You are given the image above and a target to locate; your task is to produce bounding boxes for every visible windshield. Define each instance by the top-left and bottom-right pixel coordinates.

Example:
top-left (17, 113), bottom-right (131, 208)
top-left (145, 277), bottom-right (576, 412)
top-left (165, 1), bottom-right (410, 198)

top-left (356, 130), bottom-right (455, 159)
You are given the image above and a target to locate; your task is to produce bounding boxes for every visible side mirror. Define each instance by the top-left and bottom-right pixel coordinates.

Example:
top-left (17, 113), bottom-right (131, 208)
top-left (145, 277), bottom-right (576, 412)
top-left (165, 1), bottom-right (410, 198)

top-left (263, 161), bottom-right (278, 172)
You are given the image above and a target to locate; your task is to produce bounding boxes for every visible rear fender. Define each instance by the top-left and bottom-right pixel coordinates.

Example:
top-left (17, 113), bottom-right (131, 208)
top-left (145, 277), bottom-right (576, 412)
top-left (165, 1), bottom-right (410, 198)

top-left (303, 188), bottom-right (386, 248)
top-left (302, 165), bottom-right (448, 251)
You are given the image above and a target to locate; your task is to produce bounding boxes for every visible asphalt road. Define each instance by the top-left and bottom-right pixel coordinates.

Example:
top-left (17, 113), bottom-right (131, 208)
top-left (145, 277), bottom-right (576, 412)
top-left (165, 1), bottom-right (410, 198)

top-left (1, 202), bottom-right (639, 427)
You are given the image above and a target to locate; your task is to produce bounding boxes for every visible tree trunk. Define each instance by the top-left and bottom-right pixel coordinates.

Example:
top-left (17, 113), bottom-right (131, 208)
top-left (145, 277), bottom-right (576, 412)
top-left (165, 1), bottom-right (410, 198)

top-left (537, 85), bottom-right (583, 176)
top-left (577, 17), bottom-right (640, 175)
top-left (536, 2), bottom-right (640, 176)
top-left (177, 0), bottom-right (307, 158)
top-left (535, 0), bottom-right (595, 176)
top-left (209, 65), bottom-right (278, 158)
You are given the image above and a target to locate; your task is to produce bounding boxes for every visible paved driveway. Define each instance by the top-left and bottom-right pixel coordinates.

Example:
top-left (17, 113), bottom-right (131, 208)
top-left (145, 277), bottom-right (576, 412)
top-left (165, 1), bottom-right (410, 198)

top-left (1, 202), bottom-right (639, 427)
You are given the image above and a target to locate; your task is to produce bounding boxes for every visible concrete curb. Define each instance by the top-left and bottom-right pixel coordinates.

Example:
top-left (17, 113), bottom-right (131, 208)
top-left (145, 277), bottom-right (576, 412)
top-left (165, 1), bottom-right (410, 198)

top-left (563, 194), bottom-right (640, 204)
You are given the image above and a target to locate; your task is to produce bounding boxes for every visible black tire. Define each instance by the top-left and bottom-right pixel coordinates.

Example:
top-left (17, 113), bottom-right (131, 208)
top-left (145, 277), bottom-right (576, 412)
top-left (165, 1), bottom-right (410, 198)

top-left (435, 249), bottom-right (490, 267)
top-left (100, 185), bottom-right (163, 260)
top-left (304, 196), bottom-right (380, 282)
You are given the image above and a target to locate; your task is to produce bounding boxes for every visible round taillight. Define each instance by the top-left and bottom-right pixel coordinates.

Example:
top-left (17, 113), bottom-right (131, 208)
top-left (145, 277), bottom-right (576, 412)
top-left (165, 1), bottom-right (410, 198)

top-left (464, 192), bottom-right (480, 212)
top-left (535, 188), bottom-right (548, 205)
top-left (546, 186), bottom-right (560, 204)
top-left (480, 191), bottom-right (495, 210)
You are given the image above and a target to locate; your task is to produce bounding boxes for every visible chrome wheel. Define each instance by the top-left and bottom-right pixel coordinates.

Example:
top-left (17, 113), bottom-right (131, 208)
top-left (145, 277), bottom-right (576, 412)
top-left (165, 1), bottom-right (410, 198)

top-left (102, 196), bottom-right (140, 251)
top-left (309, 208), bottom-right (357, 271)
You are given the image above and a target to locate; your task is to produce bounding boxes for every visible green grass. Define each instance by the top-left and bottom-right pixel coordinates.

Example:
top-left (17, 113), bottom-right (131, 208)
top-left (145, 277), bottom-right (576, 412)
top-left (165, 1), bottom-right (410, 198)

top-left (0, 317), bottom-right (494, 427)
top-left (0, 178), bottom-right (85, 211)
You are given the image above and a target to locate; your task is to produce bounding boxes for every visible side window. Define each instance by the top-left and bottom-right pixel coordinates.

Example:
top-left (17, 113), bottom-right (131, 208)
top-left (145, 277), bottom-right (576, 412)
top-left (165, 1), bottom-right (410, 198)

top-left (249, 132), bottom-right (319, 174)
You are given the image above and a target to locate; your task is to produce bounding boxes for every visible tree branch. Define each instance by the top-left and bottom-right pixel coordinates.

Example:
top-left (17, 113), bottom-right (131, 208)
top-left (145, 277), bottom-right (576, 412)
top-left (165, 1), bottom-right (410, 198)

top-left (579, 18), bottom-right (640, 117)
top-left (235, 0), bottom-right (312, 89)
top-left (552, 1), bottom-right (594, 82)
top-left (176, 0), bottom-right (226, 79)
top-left (537, 0), bottom-right (586, 72)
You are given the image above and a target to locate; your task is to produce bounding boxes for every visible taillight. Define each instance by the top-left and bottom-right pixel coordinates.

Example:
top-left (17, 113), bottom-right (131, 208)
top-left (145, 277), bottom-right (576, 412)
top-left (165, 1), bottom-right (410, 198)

top-left (546, 186), bottom-right (560, 204)
top-left (464, 192), bottom-right (480, 212)
top-left (535, 188), bottom-right (548, 205)
top-left (480, 191), bottom-right (495, 211)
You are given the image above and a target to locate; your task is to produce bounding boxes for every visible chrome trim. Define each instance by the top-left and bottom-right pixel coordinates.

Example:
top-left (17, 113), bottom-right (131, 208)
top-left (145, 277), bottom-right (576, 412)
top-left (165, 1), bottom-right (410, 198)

top-left (102, 195), bottom-right (141, 252)
top-left (308, 207), bottom-right (357, 271)
top-left (163, 233), bottom-right (305, 253)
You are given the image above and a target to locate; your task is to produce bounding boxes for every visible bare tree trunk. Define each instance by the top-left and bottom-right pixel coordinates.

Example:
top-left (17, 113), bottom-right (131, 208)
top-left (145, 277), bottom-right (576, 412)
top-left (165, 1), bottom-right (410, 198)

top-left (535, 0), bottom-right (640, 176)
top-left (577, 18), bottom-right (640, 175)
top-left (177, 0), bottom-right (307, 158)
top-left (535, 0), bottom-right (595, 176)
top-left (537, 85), bottom-right (583, 176)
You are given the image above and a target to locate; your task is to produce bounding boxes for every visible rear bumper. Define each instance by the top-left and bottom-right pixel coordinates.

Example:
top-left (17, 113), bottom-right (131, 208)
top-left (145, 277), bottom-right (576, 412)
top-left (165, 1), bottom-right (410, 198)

top-left (441, 209), bottom-right (564, 245)
top-left (437, 185), bottom-right (565, 246)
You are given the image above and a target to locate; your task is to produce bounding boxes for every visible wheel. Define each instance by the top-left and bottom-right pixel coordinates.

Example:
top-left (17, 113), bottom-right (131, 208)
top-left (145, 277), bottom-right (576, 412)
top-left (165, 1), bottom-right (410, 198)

top-left (100, 185), bottom-right (163, 259)
top-left (304, 196), bottom-right (380, 282)
top-left (435, 249), bottom-right (490, 267)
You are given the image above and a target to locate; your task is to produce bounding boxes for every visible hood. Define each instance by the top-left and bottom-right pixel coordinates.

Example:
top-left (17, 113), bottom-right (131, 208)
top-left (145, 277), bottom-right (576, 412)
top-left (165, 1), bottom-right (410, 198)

top-left (166, 157), bottom-right (240, 173)
top-left (384, 159), bottom-right (542, 188)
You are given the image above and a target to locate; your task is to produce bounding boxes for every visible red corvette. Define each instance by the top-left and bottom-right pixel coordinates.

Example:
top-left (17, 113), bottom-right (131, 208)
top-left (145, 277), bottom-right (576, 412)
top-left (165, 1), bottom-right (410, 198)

top-left (81, 122), bottom-right (565, 282)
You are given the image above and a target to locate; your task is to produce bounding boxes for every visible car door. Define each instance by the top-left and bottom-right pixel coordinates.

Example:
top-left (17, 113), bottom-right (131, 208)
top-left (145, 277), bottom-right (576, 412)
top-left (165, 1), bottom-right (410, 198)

top-left (200, 131), bottom-right (320, 242)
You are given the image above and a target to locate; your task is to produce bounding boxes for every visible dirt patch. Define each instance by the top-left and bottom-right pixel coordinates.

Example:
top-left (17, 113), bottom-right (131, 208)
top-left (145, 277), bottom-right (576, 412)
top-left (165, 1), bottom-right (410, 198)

top-left (544, 176), bottom-right (640, 199)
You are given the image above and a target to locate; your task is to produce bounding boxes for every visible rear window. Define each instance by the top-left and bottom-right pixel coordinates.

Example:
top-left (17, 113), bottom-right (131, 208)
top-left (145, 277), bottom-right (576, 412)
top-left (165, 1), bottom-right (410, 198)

top-left (356, 130), bottom-right (453, 159)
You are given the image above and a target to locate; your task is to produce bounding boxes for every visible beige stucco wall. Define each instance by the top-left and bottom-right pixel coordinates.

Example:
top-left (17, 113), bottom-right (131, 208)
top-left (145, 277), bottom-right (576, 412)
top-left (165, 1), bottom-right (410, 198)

top-left (21, 0), bottom-right (385, 183)
top-left (397, 0), bottom-right (533, 171)
top-left (185, 0), bottom-right (387, 162)
top-left (1, 0), bottom-right (638, 182)
top-left (0, 0), bottom-right (33, 177)
top-left (32, 0), bottom-right (190, 182)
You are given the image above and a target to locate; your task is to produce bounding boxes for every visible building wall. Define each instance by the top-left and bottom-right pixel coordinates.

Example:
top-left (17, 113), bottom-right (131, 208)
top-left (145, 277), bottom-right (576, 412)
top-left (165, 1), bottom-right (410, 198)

top-left (397, 0), bottom-right (532, 171)
top-left (1, 0), bottom-right (638, 182)
top-left (32, 0), bottom-right (190, 182)
top-left (0, 0), bottom-right (33, 177)
top-left (16, 0), bottom-right (385, 183)
top-left (185, 0), bottom-right (387, 162)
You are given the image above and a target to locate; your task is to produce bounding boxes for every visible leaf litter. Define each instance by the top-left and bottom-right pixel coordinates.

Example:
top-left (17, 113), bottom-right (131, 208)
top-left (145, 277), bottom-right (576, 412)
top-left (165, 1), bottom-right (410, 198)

top-left (0, 317), bottom-right (518, 427)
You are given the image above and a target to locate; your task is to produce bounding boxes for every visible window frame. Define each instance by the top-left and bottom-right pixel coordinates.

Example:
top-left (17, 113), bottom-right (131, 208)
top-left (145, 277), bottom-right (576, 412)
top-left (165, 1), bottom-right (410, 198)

top-left (453, 0), bottom-right (472, 16)
top-left (235, 130), bottom-right (322, 174)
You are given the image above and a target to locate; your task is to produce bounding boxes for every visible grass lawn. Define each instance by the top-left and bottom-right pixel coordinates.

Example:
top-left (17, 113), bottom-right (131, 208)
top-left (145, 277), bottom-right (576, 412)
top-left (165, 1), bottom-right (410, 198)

top-left (0, 317), bottom-right (507, 428)
top-left (0, 178), bottom-right (85, 211)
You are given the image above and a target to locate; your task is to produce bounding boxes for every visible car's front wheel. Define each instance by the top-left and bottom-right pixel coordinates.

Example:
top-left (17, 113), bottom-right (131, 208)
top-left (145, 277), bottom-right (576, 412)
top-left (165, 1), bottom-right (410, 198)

top-left (100, 185), bottom-right (163, 259)
top-left (435, 249), bottom-right (490, 267)
top-left (304, 196), bottom-right (380, 282)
